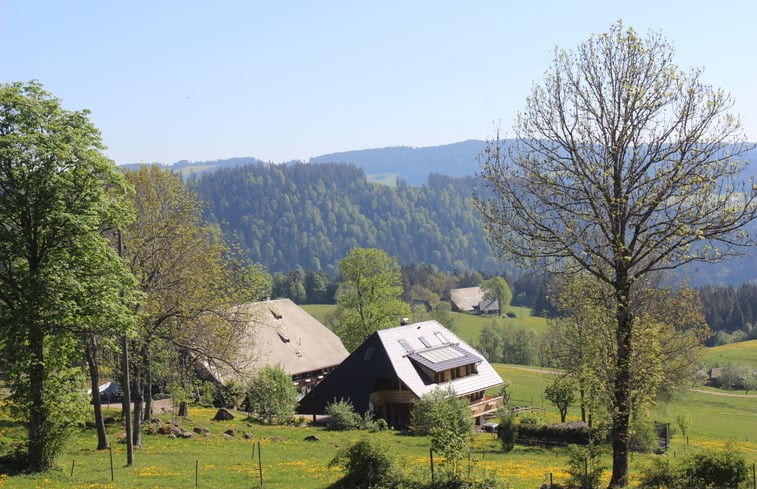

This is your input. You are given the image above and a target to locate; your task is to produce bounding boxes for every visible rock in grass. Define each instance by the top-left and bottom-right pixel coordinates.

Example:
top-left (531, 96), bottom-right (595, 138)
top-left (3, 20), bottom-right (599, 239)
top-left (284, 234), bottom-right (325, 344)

top-left (213, 408), bottom-right (235, 421)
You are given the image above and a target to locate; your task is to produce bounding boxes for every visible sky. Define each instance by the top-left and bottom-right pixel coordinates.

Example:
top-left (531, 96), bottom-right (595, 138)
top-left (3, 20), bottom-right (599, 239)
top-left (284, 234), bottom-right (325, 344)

top-left (2, 1), bottom-right (756, 165)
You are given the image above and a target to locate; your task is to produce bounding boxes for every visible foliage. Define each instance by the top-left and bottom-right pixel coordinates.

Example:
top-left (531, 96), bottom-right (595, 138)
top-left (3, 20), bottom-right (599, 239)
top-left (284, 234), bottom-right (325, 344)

top-left (328, 438), bottom-right (399, 489)
top-left (717, 364), bottom-right (757, 393)
top-left (214, 380), bottom-right (246, 409)
top-left (628, 416), bottom-right (658, 454)
top-left (639, 444), bottom-right (749, 489)
top-left (410, 387), bottom-right (473, 480)
top-left (325, 399), bottom-right (363, 431)
top-left (0, 81), bottom-right (138, 470)
top-left (564, 444), bottom-right (606, 489)
top-left (480, 277), bottom-right (512, 315)
top-left (515, 421), bottom-right (591, 447)
top-left (477, 318), bottom-right (537, 365)
top-left (246, 365), bottom-right (298, 425)
top-left (476, 19), bottom-right (757, 487)
top-left (331, 248), bottom-right (411, 351)
top-left (496, 415), bottom-right (517, 452)
top-left (698, 283), bottom-right (757, 343)
top-left (675, 413), bottom-right (691, 441)
top-left (121, 165), bottom-right (271, 438)
top-left (545, 375), bottom-right (578, 423)
top-left (192, 162), bottom-right (506, 276)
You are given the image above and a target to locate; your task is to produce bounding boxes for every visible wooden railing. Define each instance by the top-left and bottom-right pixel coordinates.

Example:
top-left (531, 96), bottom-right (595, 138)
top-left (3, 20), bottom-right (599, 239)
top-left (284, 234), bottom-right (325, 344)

top-left (369, 390), bottom-right (417, 405)
top-left (469, 395), bottom-right (503, 417)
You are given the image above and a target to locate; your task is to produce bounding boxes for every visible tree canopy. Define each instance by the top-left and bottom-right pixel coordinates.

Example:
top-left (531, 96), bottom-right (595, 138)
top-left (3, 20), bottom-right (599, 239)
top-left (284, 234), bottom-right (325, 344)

top-left (330, 248), bottom-right (410, 351)
top-left (0, 81), bottom-right (138, 470)
top-left (476, 21), bottom-right (757, 487)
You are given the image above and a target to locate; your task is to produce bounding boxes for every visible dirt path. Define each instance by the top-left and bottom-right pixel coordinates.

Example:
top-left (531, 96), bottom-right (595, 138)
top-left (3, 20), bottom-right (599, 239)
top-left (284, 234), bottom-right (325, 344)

top-left (691, 389), bottom-right (757, 399)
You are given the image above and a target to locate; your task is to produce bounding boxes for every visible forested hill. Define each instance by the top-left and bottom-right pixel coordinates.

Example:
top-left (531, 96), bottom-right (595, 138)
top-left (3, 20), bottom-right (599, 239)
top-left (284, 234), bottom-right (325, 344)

top-left (192, 162), bottom-right (506, 275)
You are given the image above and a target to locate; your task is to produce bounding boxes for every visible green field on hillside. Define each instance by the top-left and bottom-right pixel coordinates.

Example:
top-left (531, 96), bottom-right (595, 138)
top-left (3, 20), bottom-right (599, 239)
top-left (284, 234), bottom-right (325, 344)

top-left (301, 304), bottom-right (549, 348)
top-left (701, 339), bottom-right (757, 368)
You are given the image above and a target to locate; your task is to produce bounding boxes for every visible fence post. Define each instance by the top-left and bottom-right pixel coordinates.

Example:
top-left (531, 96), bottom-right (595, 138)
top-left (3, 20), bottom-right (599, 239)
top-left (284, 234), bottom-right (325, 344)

top-left (429, 448), bottom-right (434, 484)
top-left (109, 442), bottom-right (114, 481)
top-left (195, 459), bottom-right (199, 487)
top-left (71, 459), bottom-right (75, 477)
top-left (258, 441), bottom-right (263, 487)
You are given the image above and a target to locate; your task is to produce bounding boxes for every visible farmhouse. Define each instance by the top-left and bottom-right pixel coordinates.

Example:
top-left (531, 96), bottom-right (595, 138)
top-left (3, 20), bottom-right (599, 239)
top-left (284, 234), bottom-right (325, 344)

top-left (199, 298), bottom-right (349, 395)
top-left (449, 286), bottom-right (499, 314)
top-left (298, 320), bottom-right (505, 428)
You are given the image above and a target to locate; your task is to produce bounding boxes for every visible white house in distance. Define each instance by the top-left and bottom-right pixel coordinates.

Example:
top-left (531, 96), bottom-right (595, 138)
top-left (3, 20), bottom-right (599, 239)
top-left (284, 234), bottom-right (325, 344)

top-left (200, 298), bottom-right (349, 396)
top-left (450, 286), bottom-right (499, 314)
top-left (298, 320), bottom-right (505, 427)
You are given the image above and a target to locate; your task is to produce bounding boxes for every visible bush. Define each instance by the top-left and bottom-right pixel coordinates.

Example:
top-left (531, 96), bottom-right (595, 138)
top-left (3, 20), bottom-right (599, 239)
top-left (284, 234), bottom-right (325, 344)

top-left (629, 418), bottom-right (658, 454)
top-left (246, 365), bottom-right (298, 425)
top-left (328, 438), bottom-right (398, 489)
top-left (497, 415), bottom-right (516, 452)
top-left (638, 444), bottom-right (749, 489)
top-left (564, 444), bottom-right (606, 489)
top-left (683, 446), bottom-right (749, 488)
top-left (516, 411), bottom-right (545, 427)
top-left (516, 421), bottom-right (590, 446)
top-left (325, 399), bottom-right (363, 431)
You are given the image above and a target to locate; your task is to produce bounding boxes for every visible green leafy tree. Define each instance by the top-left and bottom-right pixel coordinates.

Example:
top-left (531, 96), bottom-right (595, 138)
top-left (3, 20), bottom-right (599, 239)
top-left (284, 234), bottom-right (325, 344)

top-left (0, 81), bottom-right (137, 470)
top-left (481, 276), bottom-right (512, 316)
top-left (246, 365), bottom-right (298, 425)
top-left (410, 387), bottom-right (474, 480)
top-left (545, 375), bottom-right (577, 423)
top-left (476, 21), bottom-right (757, 487)
top-left (123, 165), bottom-right (270, 444)
top-left (328, 438), bottom-right (398, 489)
top-left (331, 248), bottom-right (410, 351)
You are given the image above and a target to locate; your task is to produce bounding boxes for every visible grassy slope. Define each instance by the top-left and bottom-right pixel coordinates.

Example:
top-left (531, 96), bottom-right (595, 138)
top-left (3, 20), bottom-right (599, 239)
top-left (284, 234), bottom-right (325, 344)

top-left (701, 339), bottom-right (757, 368)
top-left (301, 304), bottom-right (548, 348)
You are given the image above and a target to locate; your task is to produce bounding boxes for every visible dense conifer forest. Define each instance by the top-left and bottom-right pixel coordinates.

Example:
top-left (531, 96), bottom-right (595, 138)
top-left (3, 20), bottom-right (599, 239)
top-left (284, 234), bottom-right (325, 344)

top-left (192, 162), bottom-right (505, 276)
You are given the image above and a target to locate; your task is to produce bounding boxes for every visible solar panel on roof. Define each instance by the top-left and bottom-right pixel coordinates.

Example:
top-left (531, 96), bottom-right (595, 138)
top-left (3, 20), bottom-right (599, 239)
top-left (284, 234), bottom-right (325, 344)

top-left (418, 336), bottom-right (431, 348)
top-left (434, 332), bottom-right (449, 344)
top-left (418, 345), bottom-right (465, 363)
top-left (398, 339), bottom-right (413, 352)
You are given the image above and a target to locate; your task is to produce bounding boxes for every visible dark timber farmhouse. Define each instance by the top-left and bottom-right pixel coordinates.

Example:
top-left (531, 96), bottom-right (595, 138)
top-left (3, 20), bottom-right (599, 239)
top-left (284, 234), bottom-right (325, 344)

top-left (298, 320), bottom-right (505, 427)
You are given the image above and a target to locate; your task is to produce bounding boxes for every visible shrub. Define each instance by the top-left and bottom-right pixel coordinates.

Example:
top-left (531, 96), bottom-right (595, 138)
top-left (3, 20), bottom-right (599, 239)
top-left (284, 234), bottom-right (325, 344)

top-left (516, 410), bottom-right (545, 427)
top-left (246, 365), bottom-right (298, 425)
top-left (638, 444), bottom-right (749, 489)
top-left (497, 415), bottom-right (516, 452)
top-left (516, 421), bottom-right (590, 446)
top-left (683, 446), bottom-right (748, 488)
top-left (328, 438), bottom-right (398, 489)
top-left (564, 444), bottom-right (606, 489)
top-left (325, 399), bottom-right (363, 431)
top-left (629, 418), bottom-right (658, 454)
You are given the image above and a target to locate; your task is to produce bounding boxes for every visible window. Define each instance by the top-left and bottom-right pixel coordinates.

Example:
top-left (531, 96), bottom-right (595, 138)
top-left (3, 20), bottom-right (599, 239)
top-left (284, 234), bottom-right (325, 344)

top-left (434, 332), bottom-right (449, 344)
top-left (418, 336), bottom-right (431, 348)
top-left (398, 339), bottom-right (413, 352)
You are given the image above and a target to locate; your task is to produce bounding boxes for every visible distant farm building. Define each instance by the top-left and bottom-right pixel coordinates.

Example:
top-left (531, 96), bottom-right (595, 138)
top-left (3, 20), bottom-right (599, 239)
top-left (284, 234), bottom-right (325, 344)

top-left (450, 286), bottom-right (499, 314)
top-left (298, 320), bottom-right (505, 427)
top-left (199, 298), bottom-right (349, 396)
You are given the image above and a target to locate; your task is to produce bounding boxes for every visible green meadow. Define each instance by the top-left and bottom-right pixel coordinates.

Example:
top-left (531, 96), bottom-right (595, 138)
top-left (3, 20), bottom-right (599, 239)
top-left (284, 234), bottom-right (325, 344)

top-left (2, 362), bottom-right (755, 488)
top-left (701, 339), bottom-right (757, 368)
top-left (301, 304), bottom-right (547, 347)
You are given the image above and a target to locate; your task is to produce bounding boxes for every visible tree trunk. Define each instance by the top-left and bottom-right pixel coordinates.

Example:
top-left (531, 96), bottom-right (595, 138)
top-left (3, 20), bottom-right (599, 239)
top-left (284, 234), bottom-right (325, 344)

top-left (84, 335), bottom-right (108, 450)
top-left (144, 353), bottom-right (153, 421)
top-left (121, 334), bottom-right (133, 466)
top-left (132, 363), bottom-right (143, 449)
top-left (609, 279), bottom-right (633, 488)
top-left (579, 386), bottom-right (587, 424)
top-left (178, 401), bottom-right (189, 418)
top-left (28, 322), bottom-right (50, 471)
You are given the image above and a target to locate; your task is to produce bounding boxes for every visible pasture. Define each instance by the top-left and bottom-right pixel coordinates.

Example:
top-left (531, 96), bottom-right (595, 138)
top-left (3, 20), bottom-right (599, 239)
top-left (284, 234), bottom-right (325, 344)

top-left (2, 363), bottom-right (755, 488)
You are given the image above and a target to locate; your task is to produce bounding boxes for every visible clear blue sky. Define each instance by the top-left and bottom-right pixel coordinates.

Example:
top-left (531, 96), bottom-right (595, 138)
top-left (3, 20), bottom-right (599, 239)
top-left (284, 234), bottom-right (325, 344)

top-left (2, 1), bottom-right (755, 165)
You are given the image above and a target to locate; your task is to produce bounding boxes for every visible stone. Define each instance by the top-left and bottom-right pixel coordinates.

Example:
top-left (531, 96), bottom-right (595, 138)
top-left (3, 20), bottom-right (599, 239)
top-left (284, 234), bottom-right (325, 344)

top-left (304, 435), bottom-right (320, 442)
top-left (243, 432), bottom-right (254, 439)
top-left (212, 408), bottom-right (235, 421)
top-left (224, 428), bottom-right (235, 436)
top-left (194, 426), bottom-right (210, 435)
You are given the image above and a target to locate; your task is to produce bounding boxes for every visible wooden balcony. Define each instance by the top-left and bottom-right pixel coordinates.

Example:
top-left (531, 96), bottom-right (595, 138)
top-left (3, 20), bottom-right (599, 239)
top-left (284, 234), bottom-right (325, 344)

top-left (369, 390), bottom-right (418, 406)
top-left (469, 395), bottom-right (503, 418)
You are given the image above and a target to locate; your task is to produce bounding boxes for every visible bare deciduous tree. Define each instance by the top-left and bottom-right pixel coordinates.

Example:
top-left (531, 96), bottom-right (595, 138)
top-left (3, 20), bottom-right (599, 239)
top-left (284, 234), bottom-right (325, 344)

top-left (476, 21), bottom-right (757, 487)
